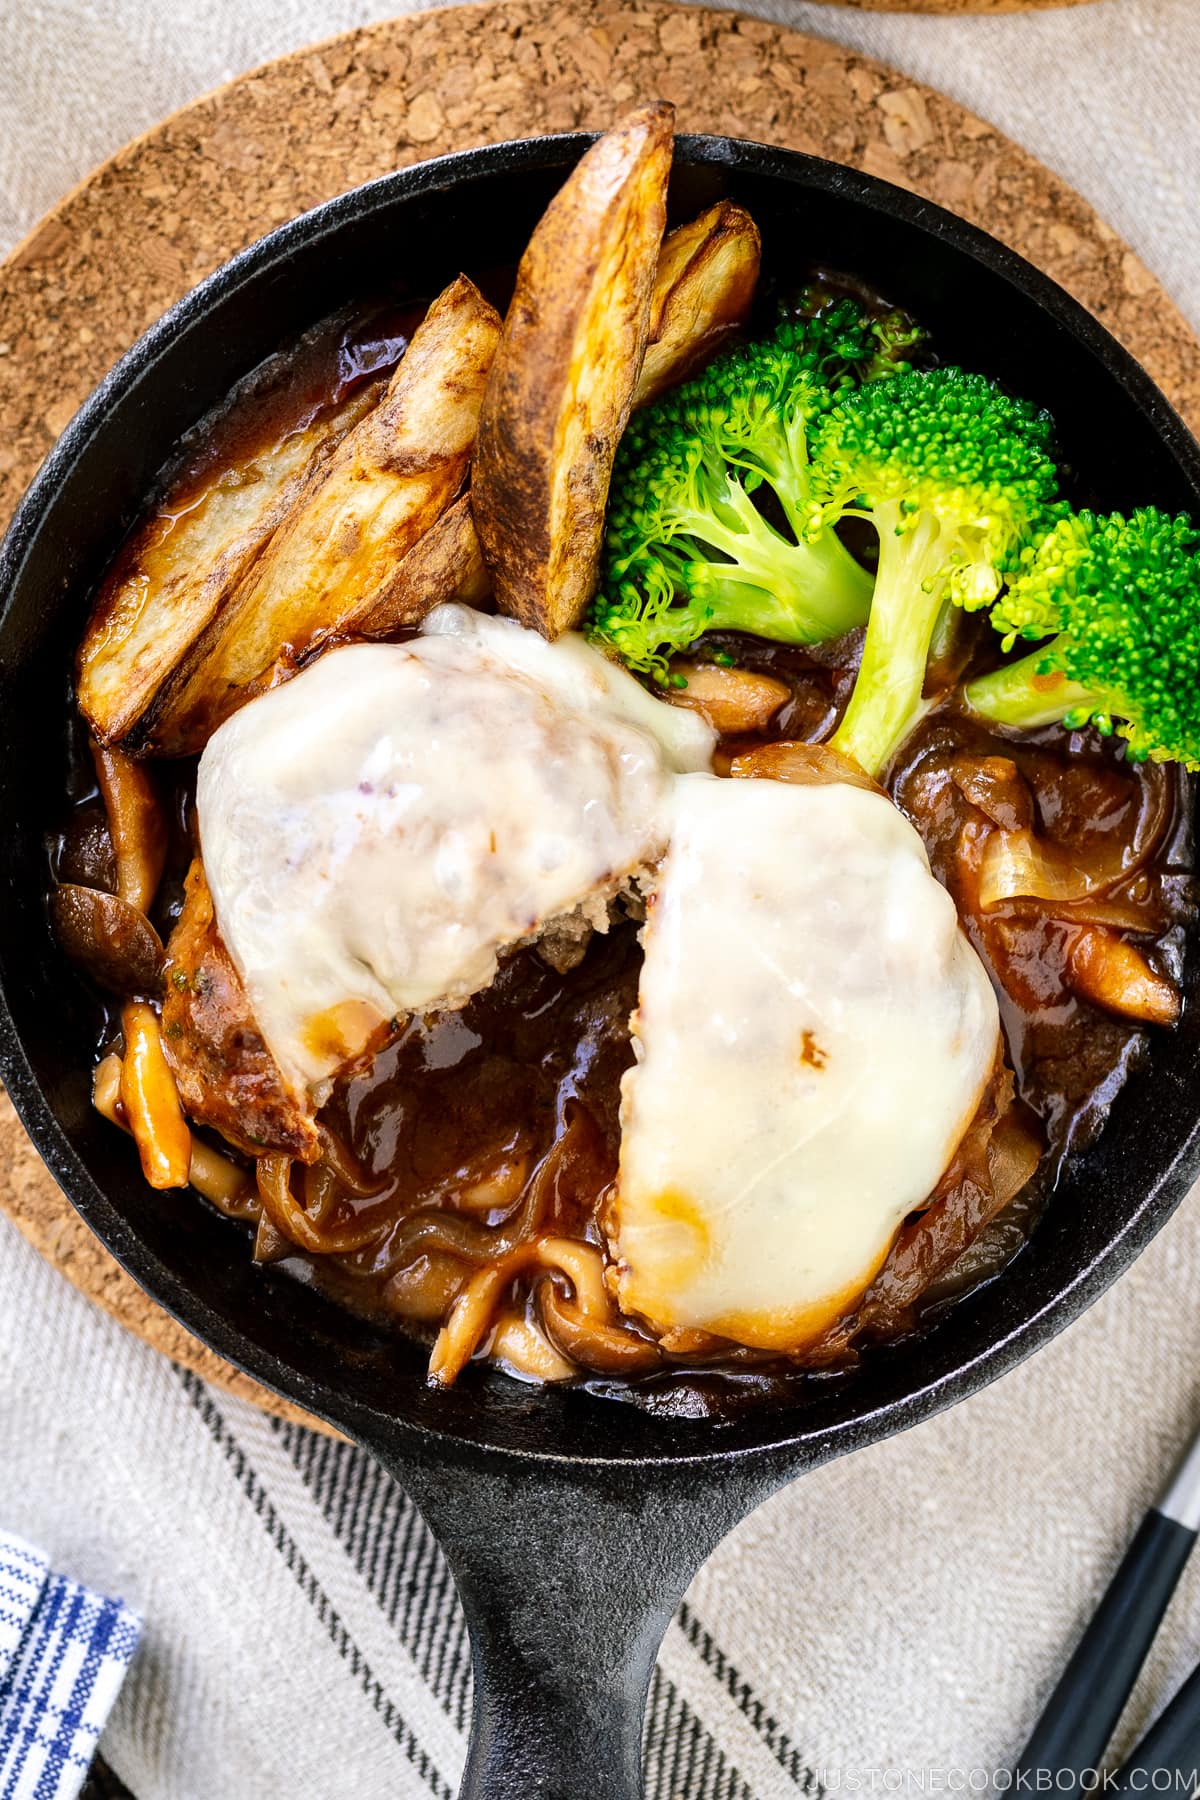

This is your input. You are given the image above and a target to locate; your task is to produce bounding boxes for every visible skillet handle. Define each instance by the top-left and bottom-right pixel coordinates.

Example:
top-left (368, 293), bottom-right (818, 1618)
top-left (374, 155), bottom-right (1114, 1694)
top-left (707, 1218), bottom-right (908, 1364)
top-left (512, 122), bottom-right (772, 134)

top-left (372, 1448), bottom-right (754, 1800)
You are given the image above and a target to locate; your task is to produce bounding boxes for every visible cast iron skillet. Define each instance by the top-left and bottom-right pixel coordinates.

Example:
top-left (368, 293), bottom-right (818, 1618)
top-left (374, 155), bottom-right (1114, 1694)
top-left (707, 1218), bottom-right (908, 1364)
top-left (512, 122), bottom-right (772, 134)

top-left (3, 134), bottom-right (1200, 1797)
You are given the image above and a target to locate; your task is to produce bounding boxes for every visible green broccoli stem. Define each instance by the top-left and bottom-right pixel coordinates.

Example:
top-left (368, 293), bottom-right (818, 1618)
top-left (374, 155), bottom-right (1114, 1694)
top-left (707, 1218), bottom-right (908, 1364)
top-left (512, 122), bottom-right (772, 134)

top-left (964, 646), bottom-right (1099, 729)
top-left (749, 400), bottom-right (818, 548)
top-left (692, 469), bottom-right (873, 631)
top-left (692, 524), bottom-right (873, 641)
top-left (829, 508), bottom-right (949, 777)
top-left (685, 572), bottom-right (845, 646)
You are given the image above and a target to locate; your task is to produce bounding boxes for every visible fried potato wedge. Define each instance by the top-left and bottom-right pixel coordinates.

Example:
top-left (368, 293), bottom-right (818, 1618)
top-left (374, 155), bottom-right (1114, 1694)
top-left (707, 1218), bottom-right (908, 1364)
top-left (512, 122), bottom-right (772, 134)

top-left (472, 103), bottom-right (674, 639)
top-left (633, 201), bottom-right (762, 408)
top-left (350, 492), bottom-right (490, 638)
top-left (145, 275), bottom-right (501, 754)
top-left (77, 384), bottom-right (378, 746)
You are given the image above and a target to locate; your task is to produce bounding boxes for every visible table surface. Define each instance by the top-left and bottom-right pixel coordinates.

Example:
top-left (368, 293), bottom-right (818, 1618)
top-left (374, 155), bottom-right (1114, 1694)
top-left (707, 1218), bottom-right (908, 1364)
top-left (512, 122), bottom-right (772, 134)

top-left (4, 3), bottom-right (1200, 1797)
top-left (4, 0), bottom-right (1199, 328)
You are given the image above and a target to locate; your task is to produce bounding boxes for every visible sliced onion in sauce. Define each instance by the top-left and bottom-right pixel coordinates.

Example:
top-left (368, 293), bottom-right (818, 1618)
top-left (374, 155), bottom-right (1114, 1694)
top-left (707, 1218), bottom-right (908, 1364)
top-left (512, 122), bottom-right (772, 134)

top-left (380, 1108), bottom-right (585, 1293)
top-left (386, 1206), bottom-right (531, 1271)
top-left (730, 739), bottom-right (883, 793)
top-left (981, 829), bottom-right (1144, 912)
top-left (454, 1150), bottom-right (531, 1218)
top-left (1015, 896), bottom-right (1163, 935)
top-left (256, 1152), bottom-right (390, 1255)
top-left (301, 1159), bottom-right (343, 1225)
top-left (986, 1110), bottom-right (1043, 1210)
top-left (315, 1124), bottom-right (388, 1197)
top-left (384, 1250), bottom-right (469, 1321)
top-left (950, 756), bottom-right (1033, 834)
top-left (977, 760), bottom-right (1171, 914)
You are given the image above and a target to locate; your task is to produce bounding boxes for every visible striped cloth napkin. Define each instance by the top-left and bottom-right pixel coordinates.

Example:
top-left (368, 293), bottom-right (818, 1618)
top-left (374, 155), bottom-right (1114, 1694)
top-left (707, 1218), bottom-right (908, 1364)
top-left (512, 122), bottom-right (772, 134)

top-left (0, 1531), bottom-right (140, 1800)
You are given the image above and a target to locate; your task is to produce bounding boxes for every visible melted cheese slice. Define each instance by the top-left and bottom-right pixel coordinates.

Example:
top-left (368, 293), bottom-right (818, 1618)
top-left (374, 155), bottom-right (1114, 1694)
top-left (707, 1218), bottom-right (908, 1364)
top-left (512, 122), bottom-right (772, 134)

top-left (197, 605), bottom-right (713, 1100)
top-left (613, 773), bottom-right (999, 1351)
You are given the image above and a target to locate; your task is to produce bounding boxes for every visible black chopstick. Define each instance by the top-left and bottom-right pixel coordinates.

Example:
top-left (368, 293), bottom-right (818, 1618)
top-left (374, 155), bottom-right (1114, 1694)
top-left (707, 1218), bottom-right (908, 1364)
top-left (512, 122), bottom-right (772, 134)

top-left (1110, 1657), bottom-right (1200, 1793)
top-left (1016, 1429), bottom-right (1200, 1785)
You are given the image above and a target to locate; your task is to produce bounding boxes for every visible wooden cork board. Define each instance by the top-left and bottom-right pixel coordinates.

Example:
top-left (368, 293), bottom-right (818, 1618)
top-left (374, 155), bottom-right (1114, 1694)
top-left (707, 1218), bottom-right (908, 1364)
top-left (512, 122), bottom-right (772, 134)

top-left (0, 0), bottom-right (1193, 1431)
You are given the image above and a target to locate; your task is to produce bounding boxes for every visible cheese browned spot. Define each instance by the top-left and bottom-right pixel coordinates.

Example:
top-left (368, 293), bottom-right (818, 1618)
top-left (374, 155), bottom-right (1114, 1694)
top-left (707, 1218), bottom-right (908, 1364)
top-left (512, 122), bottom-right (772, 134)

top-left (196, 605), bottom-right (713, 1107)
top-left (612, 773), bottom-right (1000, 1352)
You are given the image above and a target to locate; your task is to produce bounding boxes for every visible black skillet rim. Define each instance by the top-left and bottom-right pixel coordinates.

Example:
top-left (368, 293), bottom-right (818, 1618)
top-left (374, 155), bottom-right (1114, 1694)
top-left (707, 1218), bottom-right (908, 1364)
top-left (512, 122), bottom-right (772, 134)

top-left (2, 131), bottom-right (1200, 1472)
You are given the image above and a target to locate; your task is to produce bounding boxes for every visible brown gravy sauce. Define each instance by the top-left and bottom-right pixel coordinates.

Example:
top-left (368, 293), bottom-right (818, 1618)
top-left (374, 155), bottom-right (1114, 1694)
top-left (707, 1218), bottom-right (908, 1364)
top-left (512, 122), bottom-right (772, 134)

top-left (296, 633), bottom-right (1192, 1411)
top-left (55, 279), bottom-right (1197, 1417)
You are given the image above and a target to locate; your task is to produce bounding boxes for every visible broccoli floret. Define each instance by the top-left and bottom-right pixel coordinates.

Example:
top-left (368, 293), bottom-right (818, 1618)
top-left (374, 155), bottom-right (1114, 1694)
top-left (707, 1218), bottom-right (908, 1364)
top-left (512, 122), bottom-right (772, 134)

top-left (812, 366), bottom-right (1060, 777)
top-left (790, 285), bottom-right (926, 383)
top-left (589, 297), bottom-right (919, 682)
top-left (964, 507), bottom-right (1200, 766)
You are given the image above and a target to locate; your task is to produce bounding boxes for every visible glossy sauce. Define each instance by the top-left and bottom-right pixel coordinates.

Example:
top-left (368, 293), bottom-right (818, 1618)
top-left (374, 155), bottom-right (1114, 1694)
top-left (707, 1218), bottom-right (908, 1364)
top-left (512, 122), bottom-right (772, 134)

top-left (291, 625), bottom-right (1191, 1402)
top-left (52, 279), bottom-right (1197, 1416)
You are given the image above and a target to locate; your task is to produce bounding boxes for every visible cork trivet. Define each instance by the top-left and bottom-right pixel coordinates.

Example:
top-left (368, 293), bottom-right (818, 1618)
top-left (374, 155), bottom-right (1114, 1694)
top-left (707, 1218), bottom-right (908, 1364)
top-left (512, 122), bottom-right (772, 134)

top-left (0, 0), bottom-right (1194, 1429)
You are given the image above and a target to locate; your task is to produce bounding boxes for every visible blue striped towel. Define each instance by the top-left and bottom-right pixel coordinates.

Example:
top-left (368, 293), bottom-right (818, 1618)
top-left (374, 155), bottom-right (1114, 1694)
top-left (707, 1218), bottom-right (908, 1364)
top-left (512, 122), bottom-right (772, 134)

top-left (0, 1531), bottom-right (141, 1800)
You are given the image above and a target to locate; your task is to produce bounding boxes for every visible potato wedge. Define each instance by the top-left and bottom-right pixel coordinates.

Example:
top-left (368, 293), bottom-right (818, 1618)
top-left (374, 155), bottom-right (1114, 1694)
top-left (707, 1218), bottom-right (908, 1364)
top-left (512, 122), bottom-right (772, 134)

top-left (77, 383), bottom-right (378, 746)
top-left (472, 103), bottom-right (674, 639)
top-left (145, 276), bottom-right (502, 754)
top-left (633, 201), bottom-right (762, 408)
top-left (349, 492), bottom-right (490, 639)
